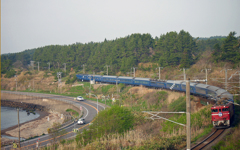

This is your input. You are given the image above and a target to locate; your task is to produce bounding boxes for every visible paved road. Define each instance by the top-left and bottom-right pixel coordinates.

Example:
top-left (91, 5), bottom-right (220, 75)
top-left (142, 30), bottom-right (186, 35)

top-left (1, 91), bottom-right (105, 150)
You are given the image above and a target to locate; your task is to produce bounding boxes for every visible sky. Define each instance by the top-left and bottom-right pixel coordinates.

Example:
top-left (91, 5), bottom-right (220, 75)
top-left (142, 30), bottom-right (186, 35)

top-left (1, 0), bottom-right (240, 54)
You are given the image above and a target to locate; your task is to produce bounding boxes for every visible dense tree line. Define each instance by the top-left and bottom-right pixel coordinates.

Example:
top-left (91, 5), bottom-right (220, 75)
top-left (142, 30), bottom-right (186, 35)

top-left (32, 30), bottom-right (198, 73)
top-left (1, 31), bottom-right (236, 76)
top-left (212, 32), bottom-right (240, 64)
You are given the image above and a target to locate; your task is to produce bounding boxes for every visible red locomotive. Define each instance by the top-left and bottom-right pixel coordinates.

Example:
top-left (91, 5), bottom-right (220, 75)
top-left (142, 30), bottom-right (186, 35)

top-left (211, 99), bottom-right (234, 128)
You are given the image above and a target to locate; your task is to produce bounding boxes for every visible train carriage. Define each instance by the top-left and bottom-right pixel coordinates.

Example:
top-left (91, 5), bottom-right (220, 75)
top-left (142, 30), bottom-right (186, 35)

top-left (180, 82), bottom-right (197, 93)
top-left (94, 75), bottom-right (102, 82)
top-left (76, 74), bottom-right (92, 81)
top-left (150, 80), bottom-right (166, 89)
top-left (118, 76), bottom-right (134, 85)
top-left (102, 75), bottom-right (117, 83)
top-left (165, 80), bottom-right (183, 91)
top-left (133, 78), bottom-right (151, 86)
top-left (195, 84), bottom-right (209, 97)
top-left (206, 86), bottom-right (219, 99)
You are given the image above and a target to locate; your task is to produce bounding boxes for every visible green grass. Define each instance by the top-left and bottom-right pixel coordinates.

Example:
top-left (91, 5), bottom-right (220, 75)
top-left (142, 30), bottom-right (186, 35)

top-left (66, 109), bottom-right (79, 118)
top-left (169, 96), bottom-right (186, 112)
top-left (161, 105), bottom-right (212, 135)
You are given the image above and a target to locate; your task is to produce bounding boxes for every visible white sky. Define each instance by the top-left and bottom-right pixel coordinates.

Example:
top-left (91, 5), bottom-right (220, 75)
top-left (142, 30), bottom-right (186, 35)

top-left (1, 0), bottom-right (240, 54)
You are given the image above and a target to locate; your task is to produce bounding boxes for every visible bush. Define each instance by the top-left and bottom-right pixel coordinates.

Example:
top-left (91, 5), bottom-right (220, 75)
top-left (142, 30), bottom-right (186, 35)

top-left (76, 105), bottom-right (134, 146)
top-left (4, 69), bottom-right (16, 78)
top-left (169, 96), bottom-right (186, 112)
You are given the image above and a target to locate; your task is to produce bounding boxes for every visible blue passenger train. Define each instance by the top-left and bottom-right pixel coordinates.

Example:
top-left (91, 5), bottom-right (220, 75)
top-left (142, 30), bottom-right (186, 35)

top-left (76, 74), bottom-right (233, 102)
top-left (76, 74), bottom-right (234, 128)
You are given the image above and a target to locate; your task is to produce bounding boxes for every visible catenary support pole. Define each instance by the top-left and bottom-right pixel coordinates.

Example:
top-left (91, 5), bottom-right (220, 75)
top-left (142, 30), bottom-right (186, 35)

top-left (186, 78), bottom-right (191, 150)
top-left (134, 67), bottom-right (136, 77)
top-left (37, 62), bottom-right (40, 71)
top-left (206, 68), bottom-right (208, 85)
top-left (18, 108), bottom-right (21, 149)
top-left (184, 68), bottom-right (186, 81)
top-left (225, 69), bottom-right (227, 91)
top-left (47, 62), bottom-right (50, 71)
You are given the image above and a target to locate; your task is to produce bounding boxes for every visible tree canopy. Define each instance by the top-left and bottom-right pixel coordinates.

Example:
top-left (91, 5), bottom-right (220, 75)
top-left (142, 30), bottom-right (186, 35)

top-left (1, 31), bottom-right (238, 75)
top-left (212, 32), bottom-right (240, 64)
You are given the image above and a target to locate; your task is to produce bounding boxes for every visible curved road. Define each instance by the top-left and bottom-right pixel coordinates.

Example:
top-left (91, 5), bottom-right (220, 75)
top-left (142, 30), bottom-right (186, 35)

top-left (2, 91), bottom-right (105, 150)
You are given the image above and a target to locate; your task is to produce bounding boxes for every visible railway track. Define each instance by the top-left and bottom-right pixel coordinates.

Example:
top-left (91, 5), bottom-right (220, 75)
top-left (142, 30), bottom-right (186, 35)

top-left (191, 129), bottom-right (225, 150)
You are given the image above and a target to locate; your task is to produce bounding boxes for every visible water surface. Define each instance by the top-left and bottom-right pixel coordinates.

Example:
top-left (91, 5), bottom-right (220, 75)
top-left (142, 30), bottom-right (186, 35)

top-left (1, 106), bottom-right (40, 130)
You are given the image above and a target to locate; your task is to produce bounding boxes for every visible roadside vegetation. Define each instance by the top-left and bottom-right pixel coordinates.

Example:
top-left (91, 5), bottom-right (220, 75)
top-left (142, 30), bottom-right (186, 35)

top-left (66, 109), bottom-right (79, 118)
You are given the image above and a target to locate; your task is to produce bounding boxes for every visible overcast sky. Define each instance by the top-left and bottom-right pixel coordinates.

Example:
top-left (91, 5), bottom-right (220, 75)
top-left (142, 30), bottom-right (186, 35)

top-left (2, 0), bottom-right (240, 54)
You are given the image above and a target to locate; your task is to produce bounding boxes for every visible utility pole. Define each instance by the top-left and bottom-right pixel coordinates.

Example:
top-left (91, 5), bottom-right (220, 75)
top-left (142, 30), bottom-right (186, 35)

top-left (57, 72), bottom-right (62, 93)
top-left (183, 68), bottom-right (186, 81)
top-left (134, 67), bottom-right (136, 77)
top-left (186, 78), bottom-right (191, 150)
top-left (201, 68), bottom-right (211, 85)
top-left (63, 63), bottom-right (66, 72)
top-left (47, 62), bottom-right (51, 71)
top-left (223, 69), bottom-right (232, 91)
top-left (33, 79), bottom-right (34, 91)
top-left (105, 65), bottom-right (110, 76)
top-left (82, 64), bottom-right (86, 74)
top-left (15, 75), bottom-right (17, 91)
top-left (89, 76), bottom-right (91, 98)
top-left (130, 88), bottom-right (132, 108)
top-left (205, 68), bottom-right (211, 85)
top-left (37, 62), bottom-right (40, 71)
top-left (156, 67), bottom-right (163, 80)
top-left (132, 67), bottom-right (137, 77)
top-left (17, 108), bottom-right (21, 149)
top-left (30, 61), bottom-right (35, 70)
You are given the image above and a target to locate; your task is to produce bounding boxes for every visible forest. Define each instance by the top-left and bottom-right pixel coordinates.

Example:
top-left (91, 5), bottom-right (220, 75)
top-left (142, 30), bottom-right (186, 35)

top-left (1, 30), bottom-right (239, 77)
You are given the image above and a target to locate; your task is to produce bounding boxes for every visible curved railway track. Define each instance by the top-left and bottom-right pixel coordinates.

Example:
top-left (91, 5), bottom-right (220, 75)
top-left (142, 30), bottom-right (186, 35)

top-left (191, 129), bottom-right (225, 150)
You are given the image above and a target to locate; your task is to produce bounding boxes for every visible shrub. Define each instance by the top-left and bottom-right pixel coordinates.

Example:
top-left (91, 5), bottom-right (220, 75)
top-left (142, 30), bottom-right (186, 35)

top-left (76, 105), bottom-right (134, 146)
top-left (169, 96), bottom-right (186, 112)
top-left (4, 69), bottom-right (16, 78)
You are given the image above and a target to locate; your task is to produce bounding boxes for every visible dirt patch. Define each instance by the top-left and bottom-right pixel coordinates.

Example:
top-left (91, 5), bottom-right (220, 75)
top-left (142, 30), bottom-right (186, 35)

top-left (166, 91), bottom-right (185, 104)
top-left (129, 86), bottom-right (157, 98)
top-left (5, 112), bottom-right (63, 139)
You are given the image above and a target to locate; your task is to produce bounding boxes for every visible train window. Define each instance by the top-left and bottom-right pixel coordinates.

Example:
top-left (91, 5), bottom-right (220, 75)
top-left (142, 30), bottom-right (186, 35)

top-left (196, 87), bottom-right (206, 95)
top-left (219, 109), bottom-right (221, 112)
top-left (157, 83), bottom-right (165, 86)
top-left (211, 109), bottom-right (218, 112)
top-left (182, 85), bottom-right (186, 90)
top-left (222, 108), bottom-right (229, 111)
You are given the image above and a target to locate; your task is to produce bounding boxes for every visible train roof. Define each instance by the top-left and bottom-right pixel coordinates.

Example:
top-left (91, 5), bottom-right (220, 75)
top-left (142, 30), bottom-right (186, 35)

top-left (212, 100), bottom-right (232, 107)
top-left (76, 74), bottom-right (87, 76)
top-left (118, 76), bottom-right (134, 79)
top-left (166, 80), bottom-right (184, 84)
top-left (180, 81), bottom-right (197, 86)
top-left (216, 89), bottom-right (227, 96)
top-left (94, 75), bottom-right (102, 77)
top-left (207, 86), bottom-right (220, 91)
top-left (102, 75), bottom-right (117, 78)
top-left (134, 77), bottom-right (151, 81)
top-left (195, 83), bottom-right (210, 89)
